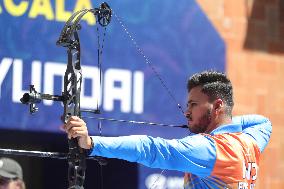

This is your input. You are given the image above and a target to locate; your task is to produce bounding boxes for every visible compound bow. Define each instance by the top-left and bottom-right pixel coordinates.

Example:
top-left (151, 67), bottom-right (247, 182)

top-left (20, 2), bottom-right (112, 189)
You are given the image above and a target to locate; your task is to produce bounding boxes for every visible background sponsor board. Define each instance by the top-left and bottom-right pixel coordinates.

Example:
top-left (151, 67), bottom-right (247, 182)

top-left (0, 1), bottom-right (225, 188)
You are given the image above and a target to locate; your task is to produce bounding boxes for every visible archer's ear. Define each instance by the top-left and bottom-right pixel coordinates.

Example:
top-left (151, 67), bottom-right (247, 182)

top-left (214, 99), bottom-right (224, 111)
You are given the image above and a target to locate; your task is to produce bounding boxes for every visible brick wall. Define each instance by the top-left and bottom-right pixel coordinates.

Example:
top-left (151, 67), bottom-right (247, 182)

top-left (196, 0), bottom-right (284, 188)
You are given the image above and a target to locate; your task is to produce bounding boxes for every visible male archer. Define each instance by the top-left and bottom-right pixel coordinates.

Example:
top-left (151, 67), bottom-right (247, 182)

top-left (64, 70), bottom-right (272, 188)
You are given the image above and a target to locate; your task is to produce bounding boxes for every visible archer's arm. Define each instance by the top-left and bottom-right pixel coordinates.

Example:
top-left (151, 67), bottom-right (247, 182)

top-left (64, 116), bottom-right (217, 176)
top-left (90, 134), bottom-right (217, 177)
top-left (232, 114), bottom-right (272, 152)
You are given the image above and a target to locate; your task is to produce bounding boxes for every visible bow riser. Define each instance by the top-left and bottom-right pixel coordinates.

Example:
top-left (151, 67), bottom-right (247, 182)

top-left (63, 32), bottom-right (87, 188)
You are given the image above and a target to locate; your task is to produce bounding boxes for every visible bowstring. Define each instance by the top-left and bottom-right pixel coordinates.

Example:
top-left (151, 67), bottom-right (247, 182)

top-left (149, 169), bottom-right (165, 189)
top-left (96, 19), bottom-right (107, 189)
top-left (81, 114), bottom-right (187, 128)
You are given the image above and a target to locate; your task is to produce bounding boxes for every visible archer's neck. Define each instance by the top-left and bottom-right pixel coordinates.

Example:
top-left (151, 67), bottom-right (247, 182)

top-left (205, 115), bottom-right (232, 134)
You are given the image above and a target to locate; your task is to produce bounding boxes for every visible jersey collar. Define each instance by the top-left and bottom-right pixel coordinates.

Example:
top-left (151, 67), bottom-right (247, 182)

top-left (210, 123), bottom-right (242, 135)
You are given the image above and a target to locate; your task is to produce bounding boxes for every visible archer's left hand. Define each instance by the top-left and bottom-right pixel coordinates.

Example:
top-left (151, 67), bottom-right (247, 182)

top-left (63, 116), bottom-right (93, 149)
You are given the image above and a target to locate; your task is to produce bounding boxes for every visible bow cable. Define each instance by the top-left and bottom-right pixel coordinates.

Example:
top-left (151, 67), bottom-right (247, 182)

top-left (112, 11), bottom-right (186, 116)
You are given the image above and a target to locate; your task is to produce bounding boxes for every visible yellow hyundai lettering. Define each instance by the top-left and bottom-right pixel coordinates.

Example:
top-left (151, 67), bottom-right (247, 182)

top-left (56, 0), bottom-right (72, 22)
top-left (74, 0), bottom-right (96, 25)
top-left (29, 0), bottom-right (54, 20)
top-left (0, 0), bottom-right (97, 25)
top-left (3, 0), bottom-right (29, 17)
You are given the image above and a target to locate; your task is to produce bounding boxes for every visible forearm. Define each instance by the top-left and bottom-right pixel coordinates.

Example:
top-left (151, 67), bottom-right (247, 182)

top-left (233, 114), bottom-right (272, 152)
top-left (90, 135), bottom-right (148, 163)
top-left (233, 114), bottom-right (271, 129)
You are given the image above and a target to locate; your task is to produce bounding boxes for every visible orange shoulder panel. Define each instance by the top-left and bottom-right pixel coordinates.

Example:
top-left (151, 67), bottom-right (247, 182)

top-left (209, 133), bottom-right (260, 185)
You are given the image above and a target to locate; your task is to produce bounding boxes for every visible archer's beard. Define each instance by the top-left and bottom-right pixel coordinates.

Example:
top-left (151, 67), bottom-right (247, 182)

top-left (189, 110), bottom-right (212, 134)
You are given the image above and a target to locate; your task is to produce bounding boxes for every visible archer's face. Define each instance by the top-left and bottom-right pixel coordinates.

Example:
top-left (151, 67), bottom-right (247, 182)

top-left (185, 86), bottom-right (213, 134)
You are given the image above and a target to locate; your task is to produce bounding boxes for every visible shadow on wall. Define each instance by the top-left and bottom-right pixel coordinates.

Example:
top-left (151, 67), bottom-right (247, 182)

top-left (244, 0), bottom-right (284, 53)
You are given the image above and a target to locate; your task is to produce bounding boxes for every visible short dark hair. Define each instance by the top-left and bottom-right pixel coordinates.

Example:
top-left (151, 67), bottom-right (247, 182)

top-left (187, 70), bottom-right (234, 115)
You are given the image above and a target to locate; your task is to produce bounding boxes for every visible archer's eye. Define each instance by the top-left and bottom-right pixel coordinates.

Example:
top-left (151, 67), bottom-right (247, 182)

top-left (187, 102), bottom-right (197, 108)
top-left (190, 102), bottom-right (197, 107)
